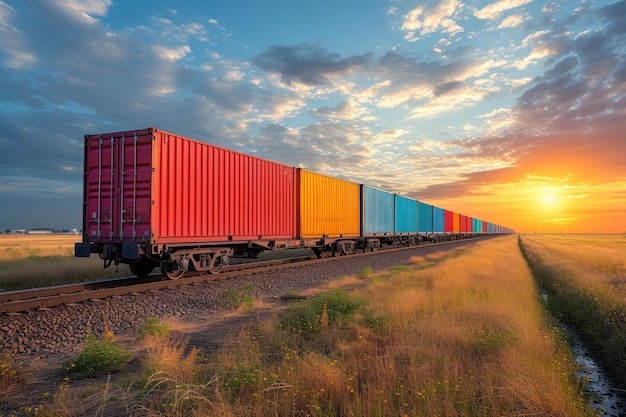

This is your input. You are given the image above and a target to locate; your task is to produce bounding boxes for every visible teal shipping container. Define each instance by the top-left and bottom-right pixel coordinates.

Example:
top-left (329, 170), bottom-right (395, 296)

top-left (395, 195), bottom-right (417, 233)
top-left (361, 185), bottom-right (395, 235)
top-left (433, 206), bottom-right (445, 233)
top-left (418, 202), bottom-right (433, 233)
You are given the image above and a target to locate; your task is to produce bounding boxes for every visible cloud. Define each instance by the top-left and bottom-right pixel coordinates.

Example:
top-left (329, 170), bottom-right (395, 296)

top-left (62, 0), bottom-right (112, 23)
top-left (252, 44), bottom-right (371, 86)
top-left (152, 44), bottom-right (191, 61)
top-left (0, 1), bottom-right (36, 68)
top-left (498, 13), bottom-right (527, 28)
top-left (310, 98), bottom-right (369, 121)
top-left (402, 0), bottom-right (463, 41)
top-left (474, 0), bottom-right (533, 20)
top-left (419, 6), bottom-right (626, 220)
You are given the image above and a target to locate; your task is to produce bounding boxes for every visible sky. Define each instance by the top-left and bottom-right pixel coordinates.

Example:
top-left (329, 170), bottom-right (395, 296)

top-left (0, 0), bottom-right (625, 233)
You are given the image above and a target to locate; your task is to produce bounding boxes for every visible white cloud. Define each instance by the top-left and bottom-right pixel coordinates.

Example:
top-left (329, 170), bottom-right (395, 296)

top-left (152, 44), bottom-right (191, 61)
top-left (402, 0), bottom-right (463, 41)
top-left (408, 83), bottom-right (484, 119)
top-left (61, 0), bottom-right (112, 23)
top-left (521, 30), bottom-right (548, 47)
top-left (498, 13), bottom-right (527, 28)
top-left (474, 0), bottom-right (533, 20)
top-left (372, 129), bottom-right (409, 144)
top-left (510, 42), bottom-right (557, 70)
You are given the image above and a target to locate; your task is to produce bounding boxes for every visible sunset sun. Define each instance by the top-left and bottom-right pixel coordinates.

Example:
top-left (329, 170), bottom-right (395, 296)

top-left (543, 194), bottom-right (557, 206)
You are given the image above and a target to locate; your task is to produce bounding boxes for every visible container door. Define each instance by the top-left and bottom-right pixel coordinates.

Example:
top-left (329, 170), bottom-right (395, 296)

top-left (83, 130), bottom-right (153, 242)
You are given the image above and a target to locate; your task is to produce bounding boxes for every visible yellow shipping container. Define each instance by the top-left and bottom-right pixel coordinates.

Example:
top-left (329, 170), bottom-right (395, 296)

top-left (297, 169), bottom-right (361, 238)
top-left (453, 212), bottom-right (461, 233)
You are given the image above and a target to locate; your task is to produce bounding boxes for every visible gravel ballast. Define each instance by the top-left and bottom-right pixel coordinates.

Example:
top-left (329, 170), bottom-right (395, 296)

top-left (1, 240), bottom-right (478, 358)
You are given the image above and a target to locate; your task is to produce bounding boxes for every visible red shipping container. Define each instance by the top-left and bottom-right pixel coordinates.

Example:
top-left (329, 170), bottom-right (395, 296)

top-left (444, 210), bottom-right (454, 233)
top-left (460, 215), bottom-right (467, 233)
top-left (81, 127), bottom-right (297, 251)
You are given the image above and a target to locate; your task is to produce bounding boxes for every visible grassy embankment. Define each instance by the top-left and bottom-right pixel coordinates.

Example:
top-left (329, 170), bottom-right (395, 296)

top-left (1, 235), bottom-right (596, 416)
top-left (519, 234), bottom-right (626, 389)
top-left (0, 235), bottom-right (129, 291)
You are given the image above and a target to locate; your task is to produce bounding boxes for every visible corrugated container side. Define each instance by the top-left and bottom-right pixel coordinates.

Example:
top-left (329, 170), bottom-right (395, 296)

top-left (433, 206), bottom-right (445, 233)
top-left (297, 169), bottom-right (360, 238)
top-left (483, 222), bottom-right (488, 233)
top-left (361, 185), bottom-right (395, 235)
top-left (444, 210), bottom-right (454, 233)
top-left (460, 215), bottom-right (467, 233)
top-left (452, 212), bottom-right (461, 233)
top-left (474, 219), bottom-right (482, 233)
top-left (151, 130), bottom-right (297, 243)
top-left (395, 195), bottom-right (417, 233)
top-left (418, 202), bottom-right (433, 233)
top-left (83, 127), bottom-right (298, 246)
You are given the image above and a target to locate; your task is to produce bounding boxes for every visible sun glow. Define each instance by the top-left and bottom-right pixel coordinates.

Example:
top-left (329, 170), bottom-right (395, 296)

top-left (543, 194), bottom-right (557, 206)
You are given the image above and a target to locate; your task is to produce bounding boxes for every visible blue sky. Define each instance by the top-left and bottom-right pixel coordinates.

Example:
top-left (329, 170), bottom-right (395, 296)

top-left (1, 0), bottom-right (625, 232)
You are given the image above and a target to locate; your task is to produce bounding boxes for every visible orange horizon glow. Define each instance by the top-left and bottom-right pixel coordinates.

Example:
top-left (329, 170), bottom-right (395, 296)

top-left (428, 169), bottom-right (626, 234)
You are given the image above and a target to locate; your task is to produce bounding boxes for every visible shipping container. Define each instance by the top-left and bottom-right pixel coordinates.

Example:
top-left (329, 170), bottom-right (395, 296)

top-left (361, 185), bottom-right (395, 235)
top-left (473, 218), bottom-right (482, 234)
top-left (297, 169), bottom-right (360, 239)
top-left (80, 127), bottom-right (297, 247)
top-left (395, 195), bottom-right (418, 234)
top-left (433, 206), bottom-right (445, 233)
top-left (452, 212), bottom-right (461, 233)
top-left (417, 202), bottom-right (433, 233)
top-left (444, 210), bottom-right (454, 233)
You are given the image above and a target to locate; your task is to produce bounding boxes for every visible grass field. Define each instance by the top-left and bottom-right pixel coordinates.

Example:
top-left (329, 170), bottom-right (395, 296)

top-left (519, 233), bottom-right (626, 389)
top-left (2, 234), bottom-right (593, 416)
top-left (0, 235), bottom-right (127, 291)
top-left (0, 234), bottom-right (79, 260)
top-left (1, 234), bottom-right (619, 415)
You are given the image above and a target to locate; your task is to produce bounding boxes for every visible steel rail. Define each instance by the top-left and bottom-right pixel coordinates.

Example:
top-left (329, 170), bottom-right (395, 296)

top-left (0, 254), bottom-right (323, 313)
top-left (0, 238), bottom-right (485, 314)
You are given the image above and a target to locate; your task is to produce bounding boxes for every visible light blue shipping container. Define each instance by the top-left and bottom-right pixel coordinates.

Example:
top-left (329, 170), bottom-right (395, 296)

top-left (417, 202), bottom-right (433, 233)
top-left (433, 206), bottom-right (445, 233)
top-left (361, 185), bottom-right (395, 235)
top-left (395, 195), bottom-right (417, 233)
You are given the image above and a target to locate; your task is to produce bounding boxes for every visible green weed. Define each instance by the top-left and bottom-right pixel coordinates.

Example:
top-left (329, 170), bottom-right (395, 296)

top-left (66, 333), bottom-right (131, 377)
top-left (221, 284), bottom-right (254, 310)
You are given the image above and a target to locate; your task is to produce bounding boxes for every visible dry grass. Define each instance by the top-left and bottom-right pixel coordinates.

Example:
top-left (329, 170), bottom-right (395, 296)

top-left (520, 233), bottom-right (626, 388)
top-left (0, 235), bottom-right (79, 260)
top-left (171, 235), bottom-right (593, 416)
top-left (8, 237), bottom-right (602, 416)
top-left (0, 235), bottom-right (127, 291)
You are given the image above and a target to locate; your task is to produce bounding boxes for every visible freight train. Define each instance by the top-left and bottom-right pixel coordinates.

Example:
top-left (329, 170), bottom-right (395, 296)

top-left (74, 127), bottom-right (513, 279)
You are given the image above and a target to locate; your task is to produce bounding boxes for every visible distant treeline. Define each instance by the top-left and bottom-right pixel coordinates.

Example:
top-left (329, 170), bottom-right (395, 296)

top-left (1, 228), bottom-right (79, 234)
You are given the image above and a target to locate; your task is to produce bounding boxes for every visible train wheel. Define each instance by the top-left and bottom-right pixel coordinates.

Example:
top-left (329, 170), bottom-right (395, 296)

top-left (129, 262), bottom-right (154, 277)
top-left (207, 254), bottom-right (225, 274)
top-left (161, 261), bottom-right (185, 280)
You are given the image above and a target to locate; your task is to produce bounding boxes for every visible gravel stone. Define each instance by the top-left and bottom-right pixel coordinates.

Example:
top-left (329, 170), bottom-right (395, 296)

top-left (0, 241), bottom-right (477, 359)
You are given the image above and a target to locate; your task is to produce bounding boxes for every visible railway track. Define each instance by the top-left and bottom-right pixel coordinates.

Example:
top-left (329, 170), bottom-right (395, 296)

top-left (0, 239), bottom-right (478, 314)
top-left (0, 254), bottom-right (324, 314)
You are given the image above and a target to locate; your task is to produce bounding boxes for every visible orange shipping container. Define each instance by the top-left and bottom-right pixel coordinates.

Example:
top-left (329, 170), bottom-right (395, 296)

top-left (453, 212), bottom-right (460, 233)
top-left (297, 169), bottom-right (360, 239)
